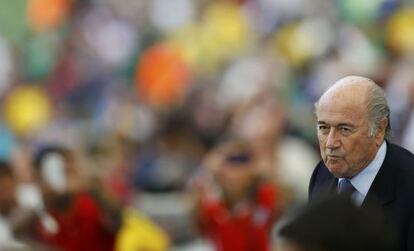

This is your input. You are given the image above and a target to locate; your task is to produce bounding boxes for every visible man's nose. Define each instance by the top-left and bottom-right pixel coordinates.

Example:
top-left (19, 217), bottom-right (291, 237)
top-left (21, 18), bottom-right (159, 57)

top-left (326, 128), bottom-right (341, 149)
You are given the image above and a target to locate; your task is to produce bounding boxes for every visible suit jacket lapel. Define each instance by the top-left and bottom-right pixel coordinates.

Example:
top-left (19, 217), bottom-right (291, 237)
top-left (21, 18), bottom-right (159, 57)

top-left (310, 162), bottom-right (339, 201)
top-left (361, 143), bottom-right (396, 209)
top-left (329, 177), bottom-right (338, 193)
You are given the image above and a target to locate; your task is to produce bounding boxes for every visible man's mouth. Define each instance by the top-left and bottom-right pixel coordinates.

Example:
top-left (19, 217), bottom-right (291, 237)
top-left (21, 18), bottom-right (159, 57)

top-left (327, 155), bottom-right (343, 159)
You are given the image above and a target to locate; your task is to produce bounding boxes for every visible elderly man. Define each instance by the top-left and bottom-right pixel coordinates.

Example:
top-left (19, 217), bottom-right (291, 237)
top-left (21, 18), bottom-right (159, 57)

top-left (309, 76), bottom-right (414, 251)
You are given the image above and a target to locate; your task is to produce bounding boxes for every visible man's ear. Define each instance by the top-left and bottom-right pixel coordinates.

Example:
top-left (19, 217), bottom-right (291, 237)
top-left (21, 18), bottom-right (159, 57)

top-left (375, 118), bottom-right (388, 146)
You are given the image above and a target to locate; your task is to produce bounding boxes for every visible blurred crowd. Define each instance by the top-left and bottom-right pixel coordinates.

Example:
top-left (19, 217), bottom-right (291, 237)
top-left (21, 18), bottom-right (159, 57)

top-left (1, 0), bottom-right (414, 250)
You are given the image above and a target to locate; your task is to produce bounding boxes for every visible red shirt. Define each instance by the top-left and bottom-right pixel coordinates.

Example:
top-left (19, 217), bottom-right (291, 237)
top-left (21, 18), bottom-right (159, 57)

top-left (37, 192), bottom-right (115, 251)
top-left (198, 183), bottom-right (278, 251)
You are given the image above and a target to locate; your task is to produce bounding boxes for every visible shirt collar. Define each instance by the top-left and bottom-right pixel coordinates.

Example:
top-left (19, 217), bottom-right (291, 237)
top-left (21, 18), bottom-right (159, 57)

top-left (339, 141), bottom-right (387, 197)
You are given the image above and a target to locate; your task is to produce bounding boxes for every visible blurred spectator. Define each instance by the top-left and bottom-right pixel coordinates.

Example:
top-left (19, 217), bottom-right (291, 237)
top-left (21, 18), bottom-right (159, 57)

top-left (131, 116), bottom-right (207, 245)
top-left (0, 160), bottom-right (52, 250)
top-left (134, 115), bottom-right (205, 193)
top-left (32, 145), bottom-right (117, 251)
top-left (192, 139), bottom-right (280, 251)
top-left (230, 91), bottom-right (318, 204)
top-left (0, 161), bottom-right (30, 249)
top-left (275, 195), bottom-right (398, 251)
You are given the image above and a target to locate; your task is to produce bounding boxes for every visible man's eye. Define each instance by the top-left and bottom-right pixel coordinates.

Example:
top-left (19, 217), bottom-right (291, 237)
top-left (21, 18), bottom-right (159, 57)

top-left (340, 127), bottom-right (352, 134)
top-left (318, 125), bottom-right (328, 132)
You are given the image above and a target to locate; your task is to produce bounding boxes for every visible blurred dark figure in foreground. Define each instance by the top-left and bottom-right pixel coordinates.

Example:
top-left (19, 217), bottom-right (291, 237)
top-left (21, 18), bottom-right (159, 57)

top-left (276, 195), bottom-right (398, 251)
top-left (32, 145), bottom-right (118, 251)
top-left (192, 139), bottom-right (280, 251)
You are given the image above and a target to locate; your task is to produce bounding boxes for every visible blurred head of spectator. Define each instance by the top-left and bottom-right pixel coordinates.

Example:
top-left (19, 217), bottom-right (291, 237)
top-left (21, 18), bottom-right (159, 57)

top-left (228, 91), bottom-right (283, 175)
top-left (194, 138), bottom-right (279, 251)
top-left (32, 145), bottom-right (84, 207)
top-left (230, 91), bottom-right (287, 161)
top-left (213, 139), bottom-right (259, 206)
top-left (196, 137), bottom-right (281, 216)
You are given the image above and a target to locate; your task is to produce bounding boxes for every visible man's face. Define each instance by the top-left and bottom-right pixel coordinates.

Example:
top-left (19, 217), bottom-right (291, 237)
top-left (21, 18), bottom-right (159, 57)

top-left (316, 94), bottom-right (379, 178)
top-left (216, 152), bottom-right (255, 199)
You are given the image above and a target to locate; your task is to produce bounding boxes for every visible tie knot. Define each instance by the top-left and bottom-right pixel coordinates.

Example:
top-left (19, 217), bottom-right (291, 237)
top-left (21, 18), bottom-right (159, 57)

top-left (338, 179), bottom-right (355, 195)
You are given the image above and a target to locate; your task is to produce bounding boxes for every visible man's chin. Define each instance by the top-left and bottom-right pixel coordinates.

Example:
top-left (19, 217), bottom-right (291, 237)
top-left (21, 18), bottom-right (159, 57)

top-left (325, 163), bottom-right (347, 178)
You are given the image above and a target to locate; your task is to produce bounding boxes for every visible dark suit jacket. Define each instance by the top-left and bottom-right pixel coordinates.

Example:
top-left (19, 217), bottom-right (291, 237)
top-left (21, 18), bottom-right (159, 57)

top-left (309, 142), bottom-right (414, 251)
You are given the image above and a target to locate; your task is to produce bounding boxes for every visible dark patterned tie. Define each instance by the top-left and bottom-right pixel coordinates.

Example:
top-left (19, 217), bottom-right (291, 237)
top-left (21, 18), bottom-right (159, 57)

top-left (338, 179), bottom-right (356, 195)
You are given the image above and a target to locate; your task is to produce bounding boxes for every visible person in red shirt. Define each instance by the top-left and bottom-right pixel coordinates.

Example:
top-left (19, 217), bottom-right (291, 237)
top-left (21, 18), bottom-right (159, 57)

top-left (33, 145), bottom-right (117, 251)
top-left (193, 139), bottom-right (279, 251)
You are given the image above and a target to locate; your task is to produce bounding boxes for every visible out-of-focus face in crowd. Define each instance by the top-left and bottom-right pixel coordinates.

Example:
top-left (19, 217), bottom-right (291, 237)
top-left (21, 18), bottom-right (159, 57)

top-left (217, 152), bottom-right (255, 199)
top-left (33, 147), bottom-right (83, 198)
top-left (231, 92), bottom-right (285, 146)
top-left (212, 141), bottom-right (258, 203)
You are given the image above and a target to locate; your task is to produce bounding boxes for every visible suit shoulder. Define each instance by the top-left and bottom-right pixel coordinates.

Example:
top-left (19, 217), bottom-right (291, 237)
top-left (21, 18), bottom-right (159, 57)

top-left (387, 143), bottom-right (414, 169)
top-left (388, 143), bottom-right (414, 157)
top-left (387, 143), bottom-right (414, 190)
top-left (310, 161), bottom-right (331, 181)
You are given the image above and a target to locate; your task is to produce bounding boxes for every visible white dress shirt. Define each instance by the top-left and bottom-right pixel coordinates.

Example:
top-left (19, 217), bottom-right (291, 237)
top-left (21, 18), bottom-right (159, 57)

top-left (338, 141), bottom-right (387, 206)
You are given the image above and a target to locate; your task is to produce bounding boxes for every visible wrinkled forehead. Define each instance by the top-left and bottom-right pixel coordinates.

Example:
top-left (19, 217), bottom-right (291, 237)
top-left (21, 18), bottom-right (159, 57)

top-left (316, 85), bottom-right (370, 123)
top-left (319, 80), bottom-right (370, 107)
